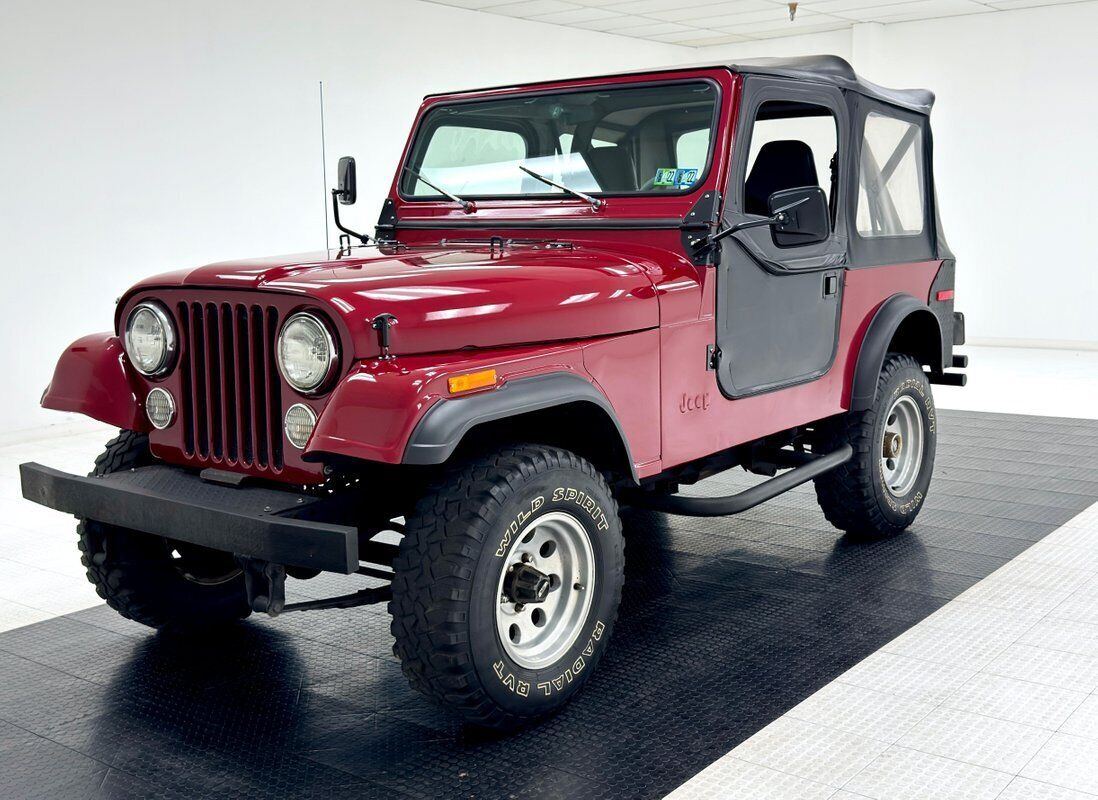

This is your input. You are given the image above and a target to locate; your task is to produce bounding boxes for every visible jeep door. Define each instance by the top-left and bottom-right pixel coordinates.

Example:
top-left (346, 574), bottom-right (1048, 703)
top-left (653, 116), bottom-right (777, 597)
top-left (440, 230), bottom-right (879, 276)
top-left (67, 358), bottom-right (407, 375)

top-left (713, 78), bottom-right (849, 398)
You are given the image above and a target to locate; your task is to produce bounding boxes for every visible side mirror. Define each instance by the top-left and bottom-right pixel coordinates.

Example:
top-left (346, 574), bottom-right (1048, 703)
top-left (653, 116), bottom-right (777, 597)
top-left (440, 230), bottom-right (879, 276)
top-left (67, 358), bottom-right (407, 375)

top-left (768, 186), bottom-right (829, 247)
top-left (336, 156), bottom-right (357, 205)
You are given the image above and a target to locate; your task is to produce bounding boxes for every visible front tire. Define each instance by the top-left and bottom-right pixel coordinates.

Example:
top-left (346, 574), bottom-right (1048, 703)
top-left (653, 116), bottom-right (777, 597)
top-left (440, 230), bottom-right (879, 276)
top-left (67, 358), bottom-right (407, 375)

top-left (78, 430), bottom-right (251, 631)
top-left (814, 353), bottom-right (937, 536)
top-left (389, 445), bottom-right (624, 730)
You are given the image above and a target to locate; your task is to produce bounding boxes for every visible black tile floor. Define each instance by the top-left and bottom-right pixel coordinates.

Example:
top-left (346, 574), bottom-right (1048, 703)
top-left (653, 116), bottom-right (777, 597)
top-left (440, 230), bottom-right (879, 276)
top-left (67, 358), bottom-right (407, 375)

top-left (1, 410), bottom-right (1097, 799)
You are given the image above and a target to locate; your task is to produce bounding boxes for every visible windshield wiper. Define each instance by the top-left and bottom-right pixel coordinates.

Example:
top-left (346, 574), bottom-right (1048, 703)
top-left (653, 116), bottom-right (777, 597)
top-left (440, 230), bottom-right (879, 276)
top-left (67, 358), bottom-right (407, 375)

top-left (403, 167), bottom-right (476, 213)
top-left (519, 165), bottom-right (603, 210)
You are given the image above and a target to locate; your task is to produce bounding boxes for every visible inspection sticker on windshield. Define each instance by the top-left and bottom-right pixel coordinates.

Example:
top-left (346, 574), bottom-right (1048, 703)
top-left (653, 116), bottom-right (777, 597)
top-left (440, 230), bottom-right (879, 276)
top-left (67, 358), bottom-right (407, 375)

top-left (653, 168), bottom-right (677, 187)
top-left (654, 167), bottom-right (699, 188)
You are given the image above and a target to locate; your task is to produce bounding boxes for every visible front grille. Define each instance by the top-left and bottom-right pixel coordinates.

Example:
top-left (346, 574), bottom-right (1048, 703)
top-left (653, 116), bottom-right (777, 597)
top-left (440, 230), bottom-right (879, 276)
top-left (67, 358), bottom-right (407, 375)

top-left (176, 302), bottom-right (284, 472)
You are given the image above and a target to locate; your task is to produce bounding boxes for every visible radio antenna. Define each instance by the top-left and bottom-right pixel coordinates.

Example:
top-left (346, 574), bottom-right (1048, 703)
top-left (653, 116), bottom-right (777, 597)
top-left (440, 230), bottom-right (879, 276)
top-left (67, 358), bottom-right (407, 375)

top-left (319, 80), bottom-right (330, 251)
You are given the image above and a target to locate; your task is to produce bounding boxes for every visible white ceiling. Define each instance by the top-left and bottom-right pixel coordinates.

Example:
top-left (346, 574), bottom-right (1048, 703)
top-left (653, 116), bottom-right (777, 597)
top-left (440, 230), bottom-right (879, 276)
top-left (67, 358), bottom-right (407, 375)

top-left (424, 0), bottom-right (1085, 44)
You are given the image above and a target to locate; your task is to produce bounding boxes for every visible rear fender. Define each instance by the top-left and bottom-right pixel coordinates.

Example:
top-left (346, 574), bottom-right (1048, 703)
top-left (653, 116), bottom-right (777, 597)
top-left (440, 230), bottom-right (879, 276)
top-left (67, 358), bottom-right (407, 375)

top-left (850, 294), bottom-right (944, 411)
top-left (41, 334), bottom-right (149, 431)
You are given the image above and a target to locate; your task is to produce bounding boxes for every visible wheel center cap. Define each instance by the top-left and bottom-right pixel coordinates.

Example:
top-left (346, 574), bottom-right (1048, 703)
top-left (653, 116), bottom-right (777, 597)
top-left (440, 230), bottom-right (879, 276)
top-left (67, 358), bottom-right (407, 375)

top-left (884, 431), bottom-right (903, 459)
top-left (504, 562), bottom-right (551, 604)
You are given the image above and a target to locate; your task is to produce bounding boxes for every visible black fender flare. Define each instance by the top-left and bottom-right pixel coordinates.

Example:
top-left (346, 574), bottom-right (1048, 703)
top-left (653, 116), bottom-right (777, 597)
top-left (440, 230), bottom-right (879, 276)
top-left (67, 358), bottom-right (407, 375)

top-left (402, 372), bottom-right (637, 481)
top-left (851, 294), bottom-right (944, 411)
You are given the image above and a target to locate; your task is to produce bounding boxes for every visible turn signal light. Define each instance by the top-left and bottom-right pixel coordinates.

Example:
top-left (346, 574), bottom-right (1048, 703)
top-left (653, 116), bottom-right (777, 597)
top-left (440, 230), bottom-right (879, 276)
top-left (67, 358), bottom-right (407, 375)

top-left (936, 289), bottom-right (955, 301)
top-left (448, 369), bottom-right (497, 395)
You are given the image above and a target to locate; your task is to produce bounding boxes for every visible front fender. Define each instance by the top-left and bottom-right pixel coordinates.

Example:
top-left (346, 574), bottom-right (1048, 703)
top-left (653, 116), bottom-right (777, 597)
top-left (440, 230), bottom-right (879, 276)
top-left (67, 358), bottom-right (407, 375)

top-left (41, 334), bottom-right (149, 431)
top-left (303, 344), bottom-right (632, 474)
top-left (402, 372), bottom-right (634, 476)
top-left (303, 358), bottom-right (439, 466)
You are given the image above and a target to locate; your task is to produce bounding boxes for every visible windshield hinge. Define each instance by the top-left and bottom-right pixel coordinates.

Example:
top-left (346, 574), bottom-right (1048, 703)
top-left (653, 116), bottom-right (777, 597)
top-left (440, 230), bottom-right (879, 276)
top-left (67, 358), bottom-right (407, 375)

top-left (681, 191), bottom-right (722, 266)
top-left (374, 198), bottom-right (398, 243)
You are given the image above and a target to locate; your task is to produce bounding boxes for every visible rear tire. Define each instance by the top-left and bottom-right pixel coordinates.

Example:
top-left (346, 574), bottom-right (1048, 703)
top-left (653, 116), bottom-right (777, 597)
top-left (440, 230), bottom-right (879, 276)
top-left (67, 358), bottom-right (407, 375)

top-left (814, 353), bottom-right (937, 537)
top-left (389, 445), bottom-right (624, 730)
top-left (78, 430), bottom-right (251, 631)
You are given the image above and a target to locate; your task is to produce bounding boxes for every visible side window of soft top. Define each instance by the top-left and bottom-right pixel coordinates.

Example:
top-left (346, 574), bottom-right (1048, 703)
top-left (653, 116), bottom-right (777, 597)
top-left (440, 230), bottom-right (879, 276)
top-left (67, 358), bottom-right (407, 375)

top-left (856, 112), bottom-right (926, 237)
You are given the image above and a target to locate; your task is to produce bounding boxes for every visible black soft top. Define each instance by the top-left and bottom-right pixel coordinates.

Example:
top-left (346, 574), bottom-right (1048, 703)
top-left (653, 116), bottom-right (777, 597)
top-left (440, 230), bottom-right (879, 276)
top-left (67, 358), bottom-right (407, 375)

top-left (430, 55), bottom-right (933, 116)
top-left (721, 55), bottom-right (933, 114)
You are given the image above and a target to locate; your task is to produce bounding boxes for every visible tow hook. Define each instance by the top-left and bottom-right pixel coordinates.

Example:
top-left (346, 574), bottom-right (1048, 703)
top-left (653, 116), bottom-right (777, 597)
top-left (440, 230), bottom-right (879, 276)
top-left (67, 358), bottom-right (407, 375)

top-left (503, 562), bottom-right (551, 605)
top-left (237, 557), bottom-right (287, 616)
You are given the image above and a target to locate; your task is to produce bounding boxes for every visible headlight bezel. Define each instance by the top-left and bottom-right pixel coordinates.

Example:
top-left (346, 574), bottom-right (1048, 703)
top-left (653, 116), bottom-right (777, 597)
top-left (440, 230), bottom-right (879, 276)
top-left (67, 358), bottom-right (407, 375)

top-left (284, 403), bottom-right (318, 449)
top-left (124, 301), bottom-right (177, 378)
top-left (145, 387), bottom-right (176, 430)
top-left (276, 311), bottom-right (340, 395)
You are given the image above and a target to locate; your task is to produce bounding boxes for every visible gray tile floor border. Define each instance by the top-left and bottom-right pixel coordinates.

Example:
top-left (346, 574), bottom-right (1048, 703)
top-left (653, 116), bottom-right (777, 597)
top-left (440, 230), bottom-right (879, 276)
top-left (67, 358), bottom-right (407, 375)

top-left (666, 499), bottom-right (1098, 799)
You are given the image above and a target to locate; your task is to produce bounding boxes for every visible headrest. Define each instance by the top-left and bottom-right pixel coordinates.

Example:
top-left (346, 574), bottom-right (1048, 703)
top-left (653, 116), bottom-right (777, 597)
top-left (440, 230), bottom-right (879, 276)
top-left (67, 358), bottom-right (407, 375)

top-left (744, 140), bottom-right (818, 216)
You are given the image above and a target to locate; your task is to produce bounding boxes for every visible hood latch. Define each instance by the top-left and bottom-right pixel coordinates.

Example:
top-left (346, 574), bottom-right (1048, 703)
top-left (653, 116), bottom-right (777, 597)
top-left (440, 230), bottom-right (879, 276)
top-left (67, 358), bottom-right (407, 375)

top-left (372, 313), bottom-right (398, 360)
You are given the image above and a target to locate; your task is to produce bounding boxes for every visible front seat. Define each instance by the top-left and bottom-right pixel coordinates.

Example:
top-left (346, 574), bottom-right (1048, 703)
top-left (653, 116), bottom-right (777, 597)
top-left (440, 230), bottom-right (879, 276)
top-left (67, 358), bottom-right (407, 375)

top-left (744, 140), bottom-right (818, 216)
top-left (584, 146), bottom-right (636, 192)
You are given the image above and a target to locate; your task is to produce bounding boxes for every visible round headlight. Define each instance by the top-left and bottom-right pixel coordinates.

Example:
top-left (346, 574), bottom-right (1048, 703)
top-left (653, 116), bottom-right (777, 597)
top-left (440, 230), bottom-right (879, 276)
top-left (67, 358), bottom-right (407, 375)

top-left (277, 313), bottom-right (337, 393)
top-left (284, 403), bottom-right (317, 449)
top-left (125, 302), bottom-right (175, 376)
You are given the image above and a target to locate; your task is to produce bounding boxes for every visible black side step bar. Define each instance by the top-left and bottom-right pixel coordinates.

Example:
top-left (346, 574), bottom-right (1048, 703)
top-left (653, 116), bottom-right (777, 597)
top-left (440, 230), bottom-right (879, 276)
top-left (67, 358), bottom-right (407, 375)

top-left (631, 444), bottom-right (853, 517)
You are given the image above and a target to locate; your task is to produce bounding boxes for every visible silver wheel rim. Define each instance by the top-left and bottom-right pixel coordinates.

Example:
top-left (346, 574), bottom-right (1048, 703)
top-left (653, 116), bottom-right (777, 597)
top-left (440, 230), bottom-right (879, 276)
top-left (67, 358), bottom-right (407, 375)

top-left (881, 395), bottom-right (924, 497)
top-left (495, 511), bottom-right (595, 670)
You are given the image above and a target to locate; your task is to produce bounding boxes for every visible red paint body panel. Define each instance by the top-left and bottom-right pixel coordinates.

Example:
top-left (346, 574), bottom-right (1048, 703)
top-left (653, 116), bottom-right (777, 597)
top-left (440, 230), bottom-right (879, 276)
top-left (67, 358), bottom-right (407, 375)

top-left (306, 342), bottom-right (608, 465)
top-left (658, 262), bottom-right (940, 471)
top-left (122, 245), bottom-right (659, 360)
top-left (581, 329), bottom-right (662, 473)
top-left (41, 334), bottom-right (149, 432)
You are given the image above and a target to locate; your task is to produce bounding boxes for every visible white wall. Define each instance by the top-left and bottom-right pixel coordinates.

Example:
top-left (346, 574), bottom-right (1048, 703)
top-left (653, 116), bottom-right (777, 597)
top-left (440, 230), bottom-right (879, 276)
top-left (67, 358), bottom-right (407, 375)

top-left (853, 5), bottom-right (1098, 349)
top-left (695, 6), bottom-right (1098, 349)
top-left (0, 0), bottom-right (683, 432)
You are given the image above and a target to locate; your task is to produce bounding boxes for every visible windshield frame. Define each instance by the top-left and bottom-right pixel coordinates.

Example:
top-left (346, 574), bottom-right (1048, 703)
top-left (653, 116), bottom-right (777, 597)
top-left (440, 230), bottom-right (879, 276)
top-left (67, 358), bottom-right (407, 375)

top-left (397, 77), bottom-right (723, 205)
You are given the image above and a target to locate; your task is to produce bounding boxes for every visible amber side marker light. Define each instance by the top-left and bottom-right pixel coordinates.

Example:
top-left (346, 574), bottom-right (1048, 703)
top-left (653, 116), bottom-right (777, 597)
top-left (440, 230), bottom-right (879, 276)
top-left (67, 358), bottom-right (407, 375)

top-left (448, 369), bottom-right (498, 395)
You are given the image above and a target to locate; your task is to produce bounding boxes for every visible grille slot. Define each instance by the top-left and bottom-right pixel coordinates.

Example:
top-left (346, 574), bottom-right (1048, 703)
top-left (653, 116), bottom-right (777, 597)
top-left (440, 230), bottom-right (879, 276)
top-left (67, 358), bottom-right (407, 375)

top-left (177, 302), bottom-right (283, 472)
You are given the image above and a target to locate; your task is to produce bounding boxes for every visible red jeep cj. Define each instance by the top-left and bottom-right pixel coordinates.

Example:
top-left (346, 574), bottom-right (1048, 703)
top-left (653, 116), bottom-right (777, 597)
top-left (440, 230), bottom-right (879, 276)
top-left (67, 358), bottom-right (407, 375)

top-left (22, 56), bottom-right (966, 729)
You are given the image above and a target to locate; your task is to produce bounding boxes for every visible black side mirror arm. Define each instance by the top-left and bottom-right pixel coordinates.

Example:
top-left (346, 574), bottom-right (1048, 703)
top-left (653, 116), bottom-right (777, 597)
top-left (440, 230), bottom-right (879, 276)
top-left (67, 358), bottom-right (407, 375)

top-left (331, 188), bottom-right (370, 246)
top-left (694, 195), bottom-right (810, 257)
top-left (694, 213), bottom-right (783, 258)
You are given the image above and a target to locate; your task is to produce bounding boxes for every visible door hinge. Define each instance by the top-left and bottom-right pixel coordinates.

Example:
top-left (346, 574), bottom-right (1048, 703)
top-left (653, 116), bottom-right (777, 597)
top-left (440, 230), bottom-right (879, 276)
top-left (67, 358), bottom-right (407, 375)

top-left (706, 345), bottom-right (721, 371)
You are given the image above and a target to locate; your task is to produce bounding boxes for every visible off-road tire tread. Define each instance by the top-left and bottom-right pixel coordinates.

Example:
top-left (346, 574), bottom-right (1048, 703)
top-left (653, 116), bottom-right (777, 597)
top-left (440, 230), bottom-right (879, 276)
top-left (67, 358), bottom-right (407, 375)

top-left (77, 429), bottom-right (250, 630)
top-left (389, 445), bottom-right (623, 730)
top-left (814, 353), bottom-right (928, 537)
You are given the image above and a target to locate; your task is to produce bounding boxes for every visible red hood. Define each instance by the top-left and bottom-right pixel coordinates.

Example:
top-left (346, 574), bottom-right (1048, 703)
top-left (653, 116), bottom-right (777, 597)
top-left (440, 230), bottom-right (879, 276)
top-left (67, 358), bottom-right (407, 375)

top-left (122, 244), bottom-right (659, 358)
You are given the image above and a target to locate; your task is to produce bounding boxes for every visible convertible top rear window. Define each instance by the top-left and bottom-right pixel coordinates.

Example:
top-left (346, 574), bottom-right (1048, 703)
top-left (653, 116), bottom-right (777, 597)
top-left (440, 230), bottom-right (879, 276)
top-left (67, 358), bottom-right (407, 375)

top-left (401, 82), bottom-right (719, 200)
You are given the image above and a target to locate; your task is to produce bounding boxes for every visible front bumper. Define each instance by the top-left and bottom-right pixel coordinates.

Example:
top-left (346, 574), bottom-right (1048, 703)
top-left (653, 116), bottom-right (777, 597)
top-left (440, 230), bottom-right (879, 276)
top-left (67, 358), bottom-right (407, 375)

top-left (19, 463), bottom-right (358, 574)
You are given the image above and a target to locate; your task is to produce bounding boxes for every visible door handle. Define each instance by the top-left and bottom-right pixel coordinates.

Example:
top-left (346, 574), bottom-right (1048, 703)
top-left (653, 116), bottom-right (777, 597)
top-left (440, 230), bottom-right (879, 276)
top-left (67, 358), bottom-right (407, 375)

top-left (823, 272), bottom-right (839, 297)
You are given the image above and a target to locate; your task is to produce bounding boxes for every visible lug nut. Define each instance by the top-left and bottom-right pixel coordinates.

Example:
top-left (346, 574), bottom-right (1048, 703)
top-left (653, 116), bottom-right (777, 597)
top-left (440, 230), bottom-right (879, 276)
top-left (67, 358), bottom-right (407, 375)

top-left (514, 603), bottom-right (525, 612)
top-left (521, 553), bottom-right (533, 563)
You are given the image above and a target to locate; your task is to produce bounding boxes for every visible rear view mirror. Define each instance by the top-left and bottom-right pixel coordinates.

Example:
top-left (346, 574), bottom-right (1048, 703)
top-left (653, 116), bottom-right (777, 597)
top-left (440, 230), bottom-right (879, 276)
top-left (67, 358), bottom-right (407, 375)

top-left (768, 186), bottom-right (829, 247)
top-left (337, 156), bottom-right (357, 205)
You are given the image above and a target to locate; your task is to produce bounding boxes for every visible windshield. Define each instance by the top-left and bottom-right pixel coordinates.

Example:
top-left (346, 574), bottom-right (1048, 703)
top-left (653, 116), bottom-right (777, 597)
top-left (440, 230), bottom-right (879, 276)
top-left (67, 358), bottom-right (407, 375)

top-left (401, 81), bottom-right (718, 200)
